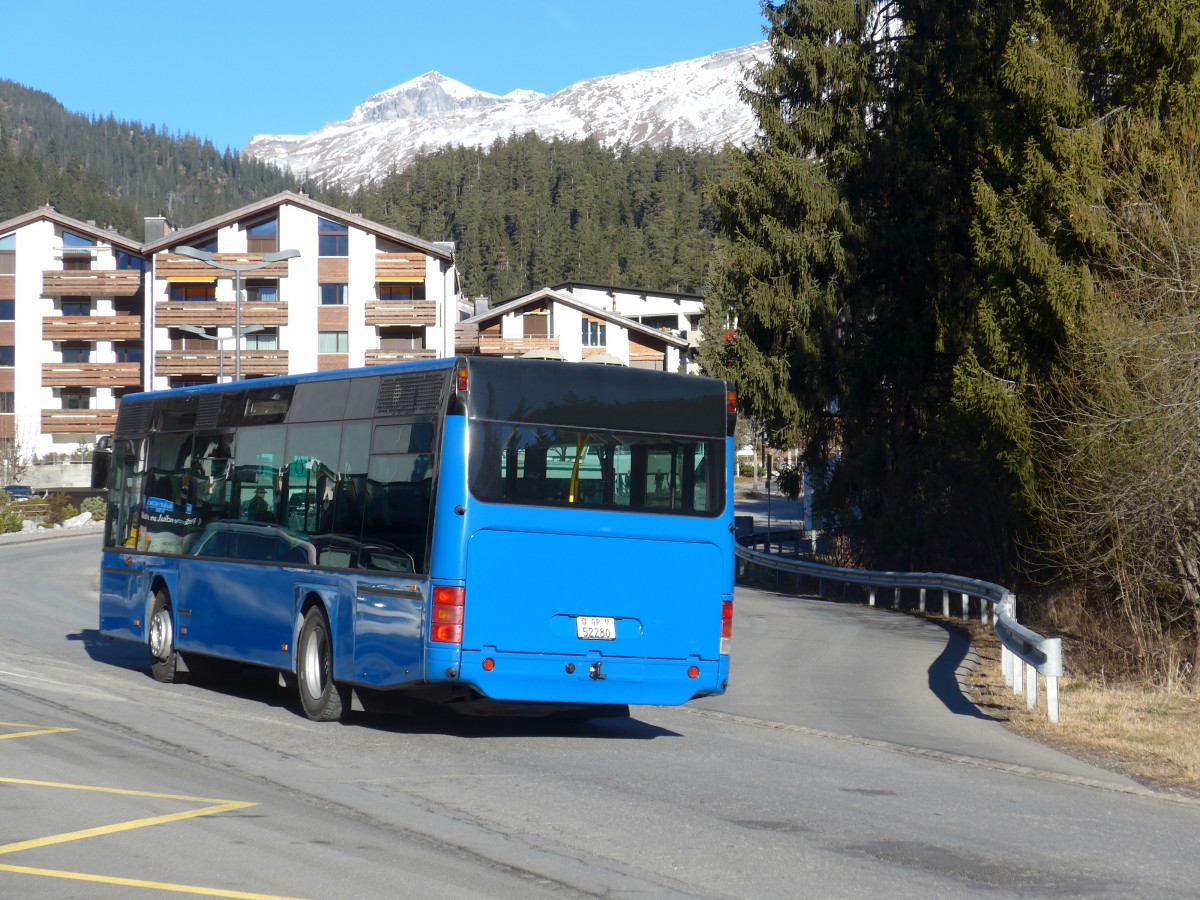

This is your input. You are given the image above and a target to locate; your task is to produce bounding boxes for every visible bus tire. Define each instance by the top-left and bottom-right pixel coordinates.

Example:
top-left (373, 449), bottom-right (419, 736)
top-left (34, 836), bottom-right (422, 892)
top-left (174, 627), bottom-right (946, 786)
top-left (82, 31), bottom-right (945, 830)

top-left (296, 607), bottom-right (347, 722)
top-left (148, 590), bottom-right (178, 683)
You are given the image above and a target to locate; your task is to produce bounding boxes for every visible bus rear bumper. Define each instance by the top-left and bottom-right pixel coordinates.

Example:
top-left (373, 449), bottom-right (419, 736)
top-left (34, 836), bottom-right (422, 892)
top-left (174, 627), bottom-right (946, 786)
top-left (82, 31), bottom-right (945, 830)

top-left (454, 649), bottom-right (726, 706)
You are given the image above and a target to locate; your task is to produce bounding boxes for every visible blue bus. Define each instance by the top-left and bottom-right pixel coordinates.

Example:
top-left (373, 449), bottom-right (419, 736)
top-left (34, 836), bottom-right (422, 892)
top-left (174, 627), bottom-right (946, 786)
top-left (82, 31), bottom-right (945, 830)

top-left (92, 357), bottom-right (735, 721)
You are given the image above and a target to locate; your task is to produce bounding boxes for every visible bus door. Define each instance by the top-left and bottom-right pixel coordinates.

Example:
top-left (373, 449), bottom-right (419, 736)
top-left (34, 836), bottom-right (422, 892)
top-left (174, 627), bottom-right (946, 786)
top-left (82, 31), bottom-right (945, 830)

top-left (350, 420), bottom-right (435, 687)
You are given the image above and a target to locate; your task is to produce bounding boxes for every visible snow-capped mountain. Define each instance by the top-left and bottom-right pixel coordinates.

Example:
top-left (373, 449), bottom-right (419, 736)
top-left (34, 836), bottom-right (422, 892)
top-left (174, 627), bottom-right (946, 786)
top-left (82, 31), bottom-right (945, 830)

top-left (243, 43), bottom-right (767, 189)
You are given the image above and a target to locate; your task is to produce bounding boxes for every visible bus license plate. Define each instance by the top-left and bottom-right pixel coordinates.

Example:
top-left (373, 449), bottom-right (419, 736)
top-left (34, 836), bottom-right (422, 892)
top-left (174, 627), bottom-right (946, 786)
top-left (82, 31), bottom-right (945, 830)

top-left (576, 616), bottom-right (616, 640)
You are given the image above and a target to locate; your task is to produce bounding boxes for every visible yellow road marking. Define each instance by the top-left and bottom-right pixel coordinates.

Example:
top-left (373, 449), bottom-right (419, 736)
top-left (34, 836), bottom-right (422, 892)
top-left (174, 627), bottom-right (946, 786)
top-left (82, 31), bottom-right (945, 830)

top-left (0, 721), bottom-right (75, 740)
top-left (0, 864), bottom-right (309, 899)
top-left (0, 776), bottom-right (308, 899)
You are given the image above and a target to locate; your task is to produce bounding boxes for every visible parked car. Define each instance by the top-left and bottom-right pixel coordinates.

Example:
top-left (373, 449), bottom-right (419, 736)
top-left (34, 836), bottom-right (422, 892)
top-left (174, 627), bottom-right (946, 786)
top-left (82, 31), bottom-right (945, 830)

top-left (2, 485), bottom-right (33, 501)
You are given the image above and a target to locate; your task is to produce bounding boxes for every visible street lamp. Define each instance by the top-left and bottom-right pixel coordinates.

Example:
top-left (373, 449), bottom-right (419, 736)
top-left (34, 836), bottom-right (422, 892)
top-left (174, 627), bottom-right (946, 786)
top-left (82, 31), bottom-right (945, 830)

top-left (174, 245), bottom-right (299, 381)
top-left (176, 324), bottom-right (264, 384)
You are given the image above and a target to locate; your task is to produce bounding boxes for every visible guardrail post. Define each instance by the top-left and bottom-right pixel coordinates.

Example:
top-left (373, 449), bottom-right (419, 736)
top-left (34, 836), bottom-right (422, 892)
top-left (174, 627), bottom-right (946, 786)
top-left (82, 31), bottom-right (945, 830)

top-left (1001, 645), bottom-right (1012, 684)
top-left (942, 590), bottom-right (950, 617)
top-left (1046, 675), bottom-right (1060, 723)
top-left (893, 587), bottom-right (900, 609)
top-left (1025, 662), bottom-right (1037, 709)
top-left (919, 587), bottom-right (926, 613)
top-left (981, 598), bottom-right (989, 625)
top-left (1012, 654), bottom-right (1024, 695)
top-left (960, 592), bottom-right (969, 621)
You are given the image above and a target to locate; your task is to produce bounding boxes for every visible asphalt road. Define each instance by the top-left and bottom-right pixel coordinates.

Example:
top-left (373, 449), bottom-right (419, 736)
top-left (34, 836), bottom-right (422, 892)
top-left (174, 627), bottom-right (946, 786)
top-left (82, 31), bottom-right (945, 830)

top-left (1, 531), bottom-right (1197, 898)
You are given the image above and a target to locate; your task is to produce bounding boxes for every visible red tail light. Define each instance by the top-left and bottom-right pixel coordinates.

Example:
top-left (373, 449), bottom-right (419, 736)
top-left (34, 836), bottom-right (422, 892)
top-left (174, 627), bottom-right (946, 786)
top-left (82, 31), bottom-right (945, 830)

top-left (727, 388), bottom-right (737, 415)
top-left (456, 365), bottom-right (469, 392)
top-left (431, 586), bottom-right (465, 643)
top-left (720, 600), bottom-right (732, 655)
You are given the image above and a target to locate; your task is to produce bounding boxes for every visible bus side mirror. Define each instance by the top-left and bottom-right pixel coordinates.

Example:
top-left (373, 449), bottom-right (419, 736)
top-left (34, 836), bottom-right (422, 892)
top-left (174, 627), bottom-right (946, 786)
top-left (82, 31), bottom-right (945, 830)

top-left (91, 436), bottom-right (112, 491)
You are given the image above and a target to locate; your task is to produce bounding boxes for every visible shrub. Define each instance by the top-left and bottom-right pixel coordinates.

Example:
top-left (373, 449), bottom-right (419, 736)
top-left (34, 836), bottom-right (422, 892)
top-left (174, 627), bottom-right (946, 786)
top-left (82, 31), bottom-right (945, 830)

top-left (43, 493), bottom-right (78, 527)
top-left (80, 495), bottom-right (106, 521)
top-left (0, 495), bottom-right (22, 534)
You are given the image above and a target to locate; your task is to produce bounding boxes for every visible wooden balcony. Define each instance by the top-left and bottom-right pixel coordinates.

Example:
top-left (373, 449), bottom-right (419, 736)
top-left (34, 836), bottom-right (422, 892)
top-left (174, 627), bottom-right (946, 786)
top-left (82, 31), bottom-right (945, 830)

top-left (155, 252), bottom-right (294, 280)
top-left (41, 270), bottom-right (143, 297)
top-left (42, 362), bottom-right (142, 388)
top-left (364, 300), bottom-right (437, 326)
top-left (155, 350), bottom-right (288, 378)
top-left (375, 253), bottom-right (426, 282)
top-left (155, 302), bottom-right (288, 328)
top-left (43, 315), bottom-right (142, 342)
top-left (474, 334), bottom-right (561, 356)
top-left (364, 349), bottom-right (438, 365)
top-left (41, 408), bottom-right (120, 434)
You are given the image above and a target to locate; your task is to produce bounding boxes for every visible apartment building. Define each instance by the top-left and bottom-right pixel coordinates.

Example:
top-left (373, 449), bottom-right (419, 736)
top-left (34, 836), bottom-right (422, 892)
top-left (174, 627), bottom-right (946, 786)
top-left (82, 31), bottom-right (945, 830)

top-left (142, 191), bottom-right (459, 390)
top-left (455, 286), bottom-right (692, 371)
top-left (0, 191), bottom-right (460, 473)
top-left (0, 207), bottom-right (147, 473)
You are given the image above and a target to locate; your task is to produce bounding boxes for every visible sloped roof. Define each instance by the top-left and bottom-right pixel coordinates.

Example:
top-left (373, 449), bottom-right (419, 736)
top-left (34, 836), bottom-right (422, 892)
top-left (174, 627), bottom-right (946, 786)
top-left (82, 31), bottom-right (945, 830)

top-left (0, 205), bottom-right (145, 254)
top-left (141, 190), bottom-right (453, 260)
top-left (464, 287), bottom-right (689, 349)
top-left (550, 279), bottom-right (703, 302)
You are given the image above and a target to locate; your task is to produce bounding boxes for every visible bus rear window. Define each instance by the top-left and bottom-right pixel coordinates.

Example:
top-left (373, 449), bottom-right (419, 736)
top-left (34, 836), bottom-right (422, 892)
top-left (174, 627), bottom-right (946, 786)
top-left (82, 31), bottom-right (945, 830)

top-left (468, 421), bottom-right (723, 516)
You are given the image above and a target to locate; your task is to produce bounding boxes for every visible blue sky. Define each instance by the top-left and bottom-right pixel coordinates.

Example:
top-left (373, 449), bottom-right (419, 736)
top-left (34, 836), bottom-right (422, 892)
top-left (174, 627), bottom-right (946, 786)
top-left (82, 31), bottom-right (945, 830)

top-left (0, 1), bottom-right (768, 152)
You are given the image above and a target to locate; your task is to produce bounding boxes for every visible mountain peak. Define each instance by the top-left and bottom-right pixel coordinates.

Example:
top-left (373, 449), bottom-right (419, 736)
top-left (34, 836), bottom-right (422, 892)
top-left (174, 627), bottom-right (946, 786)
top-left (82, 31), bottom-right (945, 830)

top-left (246, 42), bottom-right (768, 188)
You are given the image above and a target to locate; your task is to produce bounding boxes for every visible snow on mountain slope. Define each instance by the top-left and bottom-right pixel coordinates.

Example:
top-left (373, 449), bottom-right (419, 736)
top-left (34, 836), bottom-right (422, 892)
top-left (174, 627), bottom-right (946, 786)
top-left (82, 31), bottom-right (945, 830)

top-left (244, 43), bottom-right (767, 189)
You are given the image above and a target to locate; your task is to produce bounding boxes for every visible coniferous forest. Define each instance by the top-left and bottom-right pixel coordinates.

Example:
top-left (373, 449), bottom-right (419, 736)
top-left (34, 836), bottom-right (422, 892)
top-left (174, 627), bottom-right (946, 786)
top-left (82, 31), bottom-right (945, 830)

top-left (1, 79), bottom-right (727, 301)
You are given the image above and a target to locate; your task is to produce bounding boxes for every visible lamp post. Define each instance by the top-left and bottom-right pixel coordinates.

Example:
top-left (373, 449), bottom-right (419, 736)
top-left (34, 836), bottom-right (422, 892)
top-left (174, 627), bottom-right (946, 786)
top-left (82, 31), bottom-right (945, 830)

top-left (176, 324), bottom-right (264, 384)
top-left (174, 246), bottom-right (299, 381)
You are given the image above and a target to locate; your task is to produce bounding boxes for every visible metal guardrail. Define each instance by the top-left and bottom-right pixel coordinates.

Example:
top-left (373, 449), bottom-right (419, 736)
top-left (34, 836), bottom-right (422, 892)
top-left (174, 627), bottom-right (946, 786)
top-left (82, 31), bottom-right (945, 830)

top-left (735, 531), bottom-right (1062, 723)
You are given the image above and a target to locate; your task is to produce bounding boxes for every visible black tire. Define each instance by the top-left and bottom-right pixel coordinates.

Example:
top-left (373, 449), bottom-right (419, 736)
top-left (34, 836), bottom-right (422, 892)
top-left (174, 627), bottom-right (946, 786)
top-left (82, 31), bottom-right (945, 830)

top-left (148, 590), bottom-right (178, 683)
top-left (296, 607), bottom-right (348, 722)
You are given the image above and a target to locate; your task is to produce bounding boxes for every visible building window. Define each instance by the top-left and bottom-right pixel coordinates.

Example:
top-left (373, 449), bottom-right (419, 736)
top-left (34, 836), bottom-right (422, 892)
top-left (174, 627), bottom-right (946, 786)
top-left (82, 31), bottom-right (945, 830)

top-left (525, 313), bottom-right (549, 337)
top-left (61, 392), bottom-right (91, 410)
top-left (244, 331), bottom-right (278, 350)
top-left (0, 392), bottom-right (12, 413)
top-left (318, 331), bottom-right (348, 353)
top-left (246, 280), bottom-right (278, 303)
top-left (61, 345), bottom-right (91, 363)
top-left (63, 231), bottom-right (92, 248)
top-left (61, 299), bottom-right (91, 316)
top-left (115, 343), bottom-right (144, 364)
top-left (246, 218), bottom-right (278, 254)
top-left (0, 346), bottom-right (13, 366)
top-left (0, 300), bottom-right (12, 321)
top-left (319, 283), bottom-right (347, 305)
top-left (318, 218), bottom-right (348, 256)
top-left (169, 283), bottom-right (216, 302)
top-left (582, 319), bottom-right (607, 347)
top-left (379, 284), bottom-right (414, 302)
top-left (116, 251), bottom-right (146, 272)
top-left (379, 327), bottom-right (425, 350)
top-left (0, 233), bottom-right (13, 275)
top-left (188, 235), bottom-right (218, 253)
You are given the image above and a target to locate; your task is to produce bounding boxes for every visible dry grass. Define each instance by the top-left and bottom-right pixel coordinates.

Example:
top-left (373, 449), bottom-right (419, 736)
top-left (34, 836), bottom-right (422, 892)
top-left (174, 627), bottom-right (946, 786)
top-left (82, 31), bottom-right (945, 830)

top-left (960, 622), bottom-right (1200, 795)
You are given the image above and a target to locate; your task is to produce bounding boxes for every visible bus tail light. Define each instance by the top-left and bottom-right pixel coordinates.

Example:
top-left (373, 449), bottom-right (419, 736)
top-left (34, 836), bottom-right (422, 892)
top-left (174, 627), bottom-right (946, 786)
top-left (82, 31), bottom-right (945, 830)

top-left (720, 600), bottom-right (732, 655)
top-left (431, 586), bottom-right (465, 643)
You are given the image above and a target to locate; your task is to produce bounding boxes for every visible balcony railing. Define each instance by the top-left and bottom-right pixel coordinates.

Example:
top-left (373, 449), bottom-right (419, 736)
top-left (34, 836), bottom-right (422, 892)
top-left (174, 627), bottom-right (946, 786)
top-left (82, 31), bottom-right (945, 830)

top-left (41, 408), bottom-right (120, 434)
top-left (41, 270), bottom-right (143, 297)
top-left (154, 350), bottom-right (288, 378)
top-left (364, 300), bottom-right (437, 326)
top-left (364, 349), bottom-right (438, 365)
top-left (155, 252), bottom-right (293, 280)
top-left (42, 362), bottom-right (142, 388)
top-left (154, 302), bottom-right (288, 328)
top-left (43, 315), bottom-right (142, 341)
top-left (375, 253), bottom-right (426, 281)
top-left (460, 332), bottom-right (561, 356)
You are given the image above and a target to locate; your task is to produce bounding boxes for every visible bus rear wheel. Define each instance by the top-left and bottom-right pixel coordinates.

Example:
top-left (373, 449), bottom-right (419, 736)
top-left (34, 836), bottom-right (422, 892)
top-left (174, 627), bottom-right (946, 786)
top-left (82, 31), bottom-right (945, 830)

top-left (296, 607), bottom-right (348, 722)
top-left (148, 590), bottom-right (178, 683)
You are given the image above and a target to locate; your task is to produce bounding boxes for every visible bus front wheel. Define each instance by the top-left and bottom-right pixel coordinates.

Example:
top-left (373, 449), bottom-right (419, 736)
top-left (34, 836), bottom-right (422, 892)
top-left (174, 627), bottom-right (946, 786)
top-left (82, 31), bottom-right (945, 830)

top-left (148, 590), bottom-right (178, 683)
top-left (296, 607), bottom-right (348, 722)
